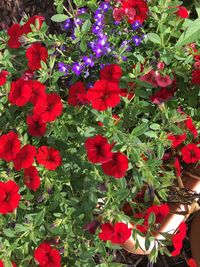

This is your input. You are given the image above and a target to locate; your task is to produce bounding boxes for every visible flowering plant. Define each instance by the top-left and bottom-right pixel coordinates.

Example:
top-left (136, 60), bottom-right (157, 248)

top-left (0, 0), bottom-right (199, 266)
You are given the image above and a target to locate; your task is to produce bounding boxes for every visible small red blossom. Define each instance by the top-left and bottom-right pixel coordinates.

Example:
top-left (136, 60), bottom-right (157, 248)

top-left (22, 15), bottom-right (44, 34)
top-left (185, 117), bottom-right (198, 138)
top-left (150, 87), bottom-right (176, 104)
top-left (122, 0), bottom-right (148, 23)
top-left (174, 157), bottom-right (181, 177)
top-left (27, 114), bottom-right (47, 137)
top-left (26, 43), bottom-right (48, 70)
top-left (101, 152), bottom-right (129, 178)
top-left (24, 166), bottom-right (40, 191)
top-left (100, 64), bottom-right (122, 84)
top-left (187, 258), bottom-right (197, 267)
top-left (140, 70), bottom-right (157, 87)
top-left (155, 74), bottom-right (172, 87)
top-left (0, 180), bottom-right (21, 214)
top-left (9, 79), bottom-right (32, 106)
top-left (28, 80), bottom-right (47, 105)
top-left (7, 24), bottom-right (22, 48)
top-left (67, 81), bottom-right (88, 106)
top-left (181, 143), bottom-right (200, 164)
top-left (0, 131), bottom-right (21, 162)
top-left (85, 135), bottom-right (113, 164)
top-left (171, 222), bottom-right (187, 256)
top-left (34, 242), bottom-right (61, 267)
top-left (13, 144), bottom-right (37, 171)
top-left (146, 204), bottom-right (170, 224)
top-left (0, 70), bottom-right (9, 86)
top-left (120, 88), bottom-right (135, 99)
top-left (167, 133), bottom-right (186, 148)
top-left (36, 146), bottom-right (62, 170)
top-left (113, 7), bottom-right (124, 21)
top-left (175, 6), bottom-right (189, 19)
top-left (87, 80), bottom-right (121, 111)
top-left (192, 69), bottom-right (200, 85)
top-left (99, 222), bottom-right (132, 244)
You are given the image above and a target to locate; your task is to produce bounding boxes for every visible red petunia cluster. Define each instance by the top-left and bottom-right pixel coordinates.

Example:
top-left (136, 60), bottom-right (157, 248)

top-left (8, 16), bottom-right (44, 49)
top-left (99, 222), bottom-right (132, 244)
top-left (34, 242), bottom-right (61, 267)
top-left (122, 0), bottom-right (149, 24)
top-left (171, 221), bottom-right (187, 256)
top-left (85, 135), bottom-right (128, 178)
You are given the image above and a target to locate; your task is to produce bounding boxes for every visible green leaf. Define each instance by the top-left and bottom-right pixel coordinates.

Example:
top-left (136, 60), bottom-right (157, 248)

top-left (147, 33), bottom-right (161, 44)
top-left (150, 123), bottom-right (160, 130)
top-left (51, 14), bottom-right (69, 22)
top-left (34, 210), bottom-right (45, 227)
top-left (195, 0), bottom-right (200, 18)
top-left (131, 123), bottom-right (148, 137)
top-left (157, 143), bottom-right (165, 159)
top-left (3, 228), bottom-right (15, 237)
top-left (144, 131), bottom-right (158, 138)
top-left (148, 212), bottom-right (156, 225)
top-left (81, 19), bottom-right (91, 33)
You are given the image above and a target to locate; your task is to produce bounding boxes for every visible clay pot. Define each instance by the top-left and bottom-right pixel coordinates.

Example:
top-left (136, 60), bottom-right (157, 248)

top-left (190, 212), bottom-right (200, 267)
top-left (122, 170), bottom-right (200, 255)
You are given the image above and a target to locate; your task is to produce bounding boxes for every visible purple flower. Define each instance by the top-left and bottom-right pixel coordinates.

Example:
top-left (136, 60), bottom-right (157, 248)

top-left (92, 24), bottom-right (102, 34)
top-left (78, 8), bottom-right (87, 15)
top-left (74, 18), bottom-right (83, 25)
top-left (72, 62), bottom-right (83, 76)
top-left (122, 56), bottom-right (127, 61)
top-left (100, 2), bottom-right (110, 12)
top-left (92, 45), bottom-right (103, 57)
top-left (131, 20), bottom-right (142, 31)
top-left (94, 11), bottom-right (104, 21)
top-left (58, 62), bottom-right (70, 74)
top-left (132, 35), bottom-right (142, 46)
top-left (98, 35), bottom-right (108, 46)
top-left (63, 18), bottom-right (72, 31)
top-left (82, 56), bottom-right (94, 67)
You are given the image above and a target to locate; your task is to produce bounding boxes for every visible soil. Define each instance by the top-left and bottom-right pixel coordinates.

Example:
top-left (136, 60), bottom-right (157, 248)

top-left (0, 1), bottom-right (195, 266)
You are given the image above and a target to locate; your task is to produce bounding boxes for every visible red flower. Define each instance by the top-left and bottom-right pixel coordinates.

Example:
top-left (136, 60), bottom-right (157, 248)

top-left (34, 93), bottom-right (63, 122)
top-left (120, 88), bottom-right (135, 99)
top-left (181, 143), bottom-right (200, 164)
top-left (185, 117), bottom-right (198, 138)
top-left (187, 258), bottom-right (197, 267)
top-left (155, 74), bottom-right (172, 87)
top-left (22, 15), bottom-right (44, 34)
top-left (100, 64), bottom-right (122, 84)
top-left (192, 69), bottom-right (200, 85)
top-left (24, 166), bottom-right (40, 191)
top-left (7, 24), bottom-right (22, 49)
top-left (122, 0), bottom-right (148, 23)
top-left (0, 131), bottom-right (21, 162)
top-left (26, 114), bottom-right (47, 137)
top-left (99, 222), bottom-right (132, 244)
top-left (140, 70), bottom-right (157, 87)
top-left (150, 87), bottom-right (176, 104)
top-left (113, 8), bottom-right (124, 22)
top-left (0, 180), bottom-right (21, 214)
top-left (36, 146), bottom-right (62, 170)
top-left (28, 80), bottom-right (47, 105)
top-left (174, 157), bottom-right (181, 176)
top-left (167, 133), bottom-right (186, 148)
top-left (101, 152), bottom-right (129, 178)
top-left (0, 70), bottom-right (9, 86)
top-left (146, 204), bottom-right (170, 224)
top-left (13, 144), bottom-right (37, 171)
top-left (171, 222), bottom-right (187, 256)
top-left (26, 43), bottom-right (48, 70)
top-left (9, 79), bottom-right (32, 106)
top-left (175, 6), bottom-right (189, 19)
top-left (87, 80), bottom-right (121, 111)
top-left (34, 242), bottom-right (61, 267)
top-left (67, 81), bottom-right (88, 106)
top-left (84, 135), bottom-right (113, 164)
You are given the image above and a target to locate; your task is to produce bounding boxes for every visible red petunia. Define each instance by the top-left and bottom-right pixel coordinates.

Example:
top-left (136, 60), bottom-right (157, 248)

top-left (0, 131), bottom-right (21, 162)
top-left (140, 70), bottom-right (157, 87)
top-left (181, 143), bottom-right (200, 164)
top-left (34, 93), bottom-right (63, 123)
top-left (26, 114), bottom-right (47, 137)
top-left (192, 69), bottom-right (200, 85)
top-left (155, 74), bottom-right (172, 87)
top-left (7, 24), bottom-right (22, 49)
top-left (122, 0), bottom-right (148, 24)
top-left (185, 117), bottom-right (198, 138)
top-left (150, 87), bottom-right (176, 104)
top-left (187, 258), bottom-right (197, 267)
top-left (13, 144), bottom-right (37, 171)
top-left (36, 146), bottom-right (62, 170)
top-left (146, 204), bottom-right (170, 224)
top-left (0, 180), bottom-right (21, 214)
top-left (9, 79), bottom-right (32, 106)
top-left (22, 15), bottom-right (44, 35)
top-left (113, 7), bottom-right (124, 22)
top-left (171, 221), bottom-right (187, 256)
top-left (167, 133), bottom-right (186, 148)
top-left (27, 80), bottom-right (47, 105)
top-left (85, 135), bottom-right (113, 164)
top-left (0, 70), bottom-right (9, 86)
top-left (174, 157), bottom-right (181, 177)
top-left (24, 166), bottom-right (40, 191)
top-left (100, 64), bottom-right (122, 84)
top-left (175, 6), bottom-right (189, 19)
top-left (99, 222), bottom-right (132, 244)
top-left (67, 81), bottom-right (88, 106)
top-left (101, 152), bottom-right (129, 178)
top-left (34, 242), bottom-right (61, 267)
top-left (26, 43), bottom-right (48, 70)
top-left (87, 80), bottom-right (121, 111)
